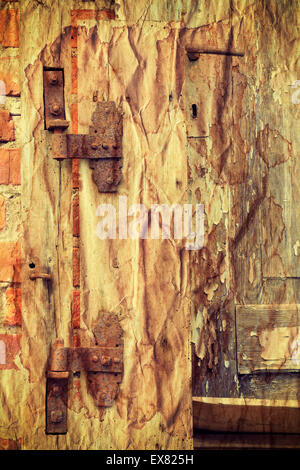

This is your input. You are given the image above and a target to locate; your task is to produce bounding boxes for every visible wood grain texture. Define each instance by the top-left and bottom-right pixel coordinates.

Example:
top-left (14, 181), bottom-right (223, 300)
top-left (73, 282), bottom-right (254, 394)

top-left (194, 431), bottom-right (300, 450)
top-left (0, 0), bottom-right (300, 450)
top-left (190, 0), bottom-right (300, 402)
top-left (193, 396), bottom-right (300, 433)
top-left (237, 304), bottom-right (300, 373)
top-left (76, 16), bottom-right (192, 449)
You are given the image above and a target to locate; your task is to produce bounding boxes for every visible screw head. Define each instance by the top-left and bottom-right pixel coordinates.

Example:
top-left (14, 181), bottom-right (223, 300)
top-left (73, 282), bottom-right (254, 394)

top-left (50, 103), bottom-right (61, 116)
top-left (50, 410), bottom-right (63, 424)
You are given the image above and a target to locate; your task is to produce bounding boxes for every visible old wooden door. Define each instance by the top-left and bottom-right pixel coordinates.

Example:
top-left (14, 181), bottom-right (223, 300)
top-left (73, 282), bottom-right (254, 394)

top-left (186, 2), bottom-right (300, 444)
top-left (1, 0), bottom-right (300, 451)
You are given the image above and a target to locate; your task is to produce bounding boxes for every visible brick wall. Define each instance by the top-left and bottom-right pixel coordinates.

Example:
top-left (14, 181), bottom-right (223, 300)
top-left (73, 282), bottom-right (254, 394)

top-left (0, 4), bottom-right (21, 373)
top-left (0, 2), bottom-right (21, 448)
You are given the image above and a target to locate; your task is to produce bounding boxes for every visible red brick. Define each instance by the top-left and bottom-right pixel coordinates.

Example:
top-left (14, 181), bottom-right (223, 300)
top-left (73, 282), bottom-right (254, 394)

top-left (71, 26), bottom-right (78, 48)
top-left (72, 10), bottom-right (115, 21)
top-left (0, 110), bottom-right (15, 142)
top-left (73, 332), bottom-right (81, 347)
top-left (72, 159), bottom-right (79, 189)
top-left (0, 10), bottom-right (19, 48)
top-left (73, 246), bottom-right (80, 287)
top-left (72, 103), bottom-right (78, 134)
top-left (0, 195), bottom-right (5, 230)
top-left (0, 71), bottom-right (20, 96)
top-left (71, 55), bottom-right (78, 95)
top-left (0, 241), bottom-right (21, 282)
top-left (72, 290), bottom-right (80, 329)
top-left (0, 149), bottom-right (10, 183)
top-left (73, 192), bottom-right (79, 236)
top-left (0, 149), bottom-right (21, 185)
top-left (0, 334), bottom-right (21, 370)
top-left (9, 148), bottom-right (20, 185)
top-left (0, 438), bottom-right (21, 450)
top-left (4, 287), bottom-right (21, 326)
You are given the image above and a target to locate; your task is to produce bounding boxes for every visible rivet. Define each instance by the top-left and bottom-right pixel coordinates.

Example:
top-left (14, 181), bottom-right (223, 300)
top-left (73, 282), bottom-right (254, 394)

top-left (50, 103), bottom-right (61, 116)
top-left (92, 355), bottom-right (99, 363)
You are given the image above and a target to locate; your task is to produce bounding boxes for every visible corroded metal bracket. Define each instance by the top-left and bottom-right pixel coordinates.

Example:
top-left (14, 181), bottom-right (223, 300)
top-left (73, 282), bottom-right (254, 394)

top-left (43, 69), bottom-right (69, 131)
top-left (43, 68), bottom-right (123, 192)
top-left (46, 313), bottom-right (123, 434)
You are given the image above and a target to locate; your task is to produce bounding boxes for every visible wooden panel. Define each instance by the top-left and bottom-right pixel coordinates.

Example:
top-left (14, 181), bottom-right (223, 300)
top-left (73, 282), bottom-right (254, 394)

top-left (194, 432), bottom-right (300, 450)
top-left (236, 305), bottom-right (300, 373)
top-left (72, 15), bottom-right (192, 449)
top-left (185, 54), bottom-right (232, 137)
top-left (193, 397), bottom-right (300, 434)
top-left (18, 0), bottom-right (73, 450)
top-left (185, 26), bottom-right (241, 398)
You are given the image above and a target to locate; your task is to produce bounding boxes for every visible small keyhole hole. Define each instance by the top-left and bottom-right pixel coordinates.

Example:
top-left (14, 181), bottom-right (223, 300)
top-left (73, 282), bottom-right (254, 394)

top-left (29, 262), bottom-right (35, 269)
top-left (192, 104), bottom-right (197, 119)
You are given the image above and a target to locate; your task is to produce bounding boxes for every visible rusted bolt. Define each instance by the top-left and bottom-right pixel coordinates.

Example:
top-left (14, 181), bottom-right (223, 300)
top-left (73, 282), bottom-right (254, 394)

top-left (91, 354), bottom-right (99, 363)
top-left (91, 142), bottom-right (98, 150)
top-left (101, 356), bottom-right (112, 366)
top-left (50, 103), bottom-right (61, 116)
top-left (106, 176), bottom-right (114, 185)
top-left (113, 357), bottom-right (120, 364)
top-left (49, 72), bottom-right (58, 85)
top-left (50, 410), bottom-right (63, 424)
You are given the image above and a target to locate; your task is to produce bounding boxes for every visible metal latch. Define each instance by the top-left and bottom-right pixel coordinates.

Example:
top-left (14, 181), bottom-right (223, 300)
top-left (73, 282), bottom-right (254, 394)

top-left (46, 313), bottom-right (123, 434)
top-left (43, 68), bottom-right (123, 192)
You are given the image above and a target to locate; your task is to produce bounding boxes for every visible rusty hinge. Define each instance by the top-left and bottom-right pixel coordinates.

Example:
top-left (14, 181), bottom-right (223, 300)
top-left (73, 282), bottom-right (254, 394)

top-left (46, 313), bottom-right (123, 434)
top-left (43, 68), bottom-right (123, 192)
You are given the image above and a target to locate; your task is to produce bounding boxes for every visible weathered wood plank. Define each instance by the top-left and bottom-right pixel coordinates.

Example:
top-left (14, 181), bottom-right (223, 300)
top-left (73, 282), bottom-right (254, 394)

top-left (19, 0), bottom-right (73, 450)
top-left (194, 431), bottom-right (300, 450)
top-left (236, 304), bottom-right (300, 373)
top-left (75, 17), bottom-right (192, 449)
top-left (193, 396), bottom-right (300, 433)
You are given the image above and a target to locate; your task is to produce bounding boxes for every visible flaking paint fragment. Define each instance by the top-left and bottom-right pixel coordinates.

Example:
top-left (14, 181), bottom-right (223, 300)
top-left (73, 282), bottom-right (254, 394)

top-left (258, 327), bottom-right (300, 362)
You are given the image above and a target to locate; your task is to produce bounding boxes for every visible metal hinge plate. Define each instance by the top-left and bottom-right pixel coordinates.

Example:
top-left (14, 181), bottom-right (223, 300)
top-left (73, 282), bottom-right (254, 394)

top-left (46, 313), bottom-right (123, 434)
top-left (43, 69), bottom-right (123, 192)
